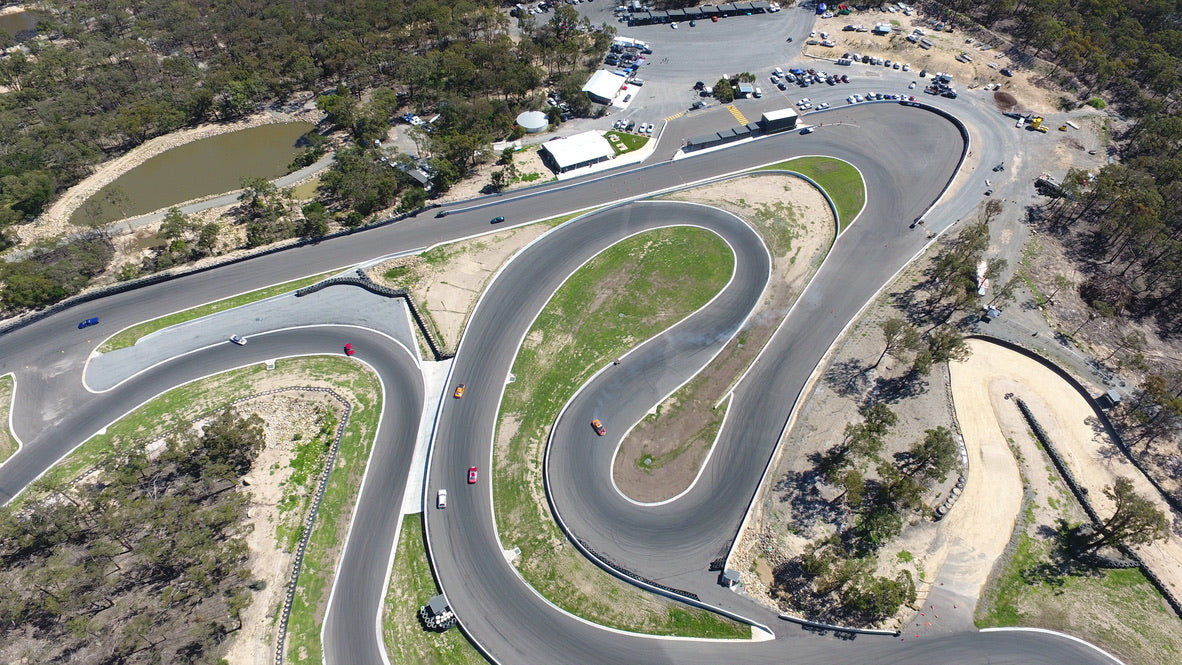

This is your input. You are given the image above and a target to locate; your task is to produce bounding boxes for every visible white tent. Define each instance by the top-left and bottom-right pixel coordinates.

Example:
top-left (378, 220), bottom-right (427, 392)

top-left (582, 70), bottom-right (626, 104)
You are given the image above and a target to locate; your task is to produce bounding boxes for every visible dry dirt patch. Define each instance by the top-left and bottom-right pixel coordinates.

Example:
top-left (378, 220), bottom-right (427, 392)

top-left (612, 175), bottom-right (833, 502)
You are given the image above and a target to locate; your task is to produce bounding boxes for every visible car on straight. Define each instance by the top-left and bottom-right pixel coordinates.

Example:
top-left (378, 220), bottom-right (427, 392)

top-left (230, 335), bottom-right (247, 346)
top-left (491, 216), bottom-right (505, 224)
top-left (591, 419), bottom-right (607, 436)
top-left (468, 467), bottom-right (478, 484)
top-left (437, 489), bottom-right (447, 508)
top-left (454, 384), bottom-right (466, 398)
top-left (78, 317), bottom-right (100, 329)
top-left (800, 126), bottom-right (816, 134)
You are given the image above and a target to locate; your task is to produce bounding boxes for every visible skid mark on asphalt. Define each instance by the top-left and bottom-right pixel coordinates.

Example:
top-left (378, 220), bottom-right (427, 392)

top-left (727, 105), bottom-right (749, 125)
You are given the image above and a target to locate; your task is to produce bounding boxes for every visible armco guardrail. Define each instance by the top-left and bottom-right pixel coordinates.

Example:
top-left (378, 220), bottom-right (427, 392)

top-left (0, 203), bottom-right (440, 338)
top-left (295, 269), bottom-right (453, 361)
top-left (779, 613), bottom-right (901, 637)
top-left (1015, 397), bottom-right (1182, 620)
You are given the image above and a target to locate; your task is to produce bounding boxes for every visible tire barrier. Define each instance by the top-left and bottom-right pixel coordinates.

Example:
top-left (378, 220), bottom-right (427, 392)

top-left (295, 269), bottom-right (454, 361)
top-left (779, 613), bottom-right (901, 638)
top-left (1014, 397), bottom-right (1182, 620)
top-left (575, 537), bottom-right (700, 602)
top-left (969, 335), bottom-right (1182, 524)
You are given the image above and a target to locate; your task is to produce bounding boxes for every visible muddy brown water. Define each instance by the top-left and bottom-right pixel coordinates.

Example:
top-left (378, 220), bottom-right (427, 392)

top-left (0, 10), bottom-right (44, 41)
top-left (69, 122), bottom-right (315, 228)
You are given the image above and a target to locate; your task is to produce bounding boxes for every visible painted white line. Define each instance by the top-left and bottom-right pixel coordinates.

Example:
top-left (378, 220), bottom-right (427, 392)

top-left (980, 627), bottom-right (1126, 665)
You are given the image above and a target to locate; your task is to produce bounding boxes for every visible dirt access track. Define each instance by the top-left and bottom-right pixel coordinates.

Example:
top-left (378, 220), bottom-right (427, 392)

top-left (948, 339), bottom-right (1182, 605)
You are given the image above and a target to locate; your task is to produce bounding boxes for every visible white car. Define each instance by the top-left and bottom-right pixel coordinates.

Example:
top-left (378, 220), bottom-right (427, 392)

top-left (909, 81), bottom-right (917, 89)
top-left (817, 102), bottom-right (830, 109)
top-left (229, 335), bottom-right (247, 346)
top-left (847, 95), bottom-right (857, 104)
top-left (903, 63), bottom-right (911, 71)
top-left (437, 489), bottom-right (448, 509)
top-left (796, 98), bottom-right (811, 106)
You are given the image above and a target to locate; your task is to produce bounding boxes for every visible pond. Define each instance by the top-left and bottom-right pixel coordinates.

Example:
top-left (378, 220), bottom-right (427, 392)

top-left (71, 122), bottom-right (316, 227)
top-left (0, 9), bottom-right (45, 42)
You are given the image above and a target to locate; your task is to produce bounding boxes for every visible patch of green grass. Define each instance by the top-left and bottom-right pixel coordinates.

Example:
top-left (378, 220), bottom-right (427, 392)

top-left (0, 374), bottom-right (15, 463)
top-left (494, 226), bottom-right (748, 638)
top-left (979, 534), bottom-right (1044, 626)
top-left (101, 270), bottom-right (339, 351)
top-left (1087, 98), bottom-right (1106, 109)
top-left (757, 157), bottom-right (864, 231)
top-left (382, 515), bottom-right (487, 665)
top-left (514, 171), bottom-right (543, 183)
top-left (634, 402), bottom-right (726, 473)
top-left (276, 414), bottom-right (338, 550)
top-left (978, 534), bottom-right (1182, 665)
top-left (604, 130), bottom-right (649, 155)
top-left (896, 550), bottom-right (914, 563)
top-left (384, 265), bottom-right (414, 284)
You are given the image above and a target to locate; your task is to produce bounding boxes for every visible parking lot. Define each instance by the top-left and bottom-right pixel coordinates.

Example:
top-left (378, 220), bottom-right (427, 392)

top-left (553, 4), bottom-right (930, 155)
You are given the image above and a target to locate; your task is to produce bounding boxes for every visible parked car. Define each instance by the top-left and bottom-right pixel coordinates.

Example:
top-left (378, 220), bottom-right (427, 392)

top-left (993, 162), bottom-right (1005, 172)
top-left (1000, 68), bottom-right (1014, 77)
top-left (591, 419), bottom-right (607, 436)
top-left (468, 467), bottom-right (478, 484)
top-left (78, 317), bottom-right (100, 329)
top-left (229, 335), bottom-right (247, 346)
top-left (437, 489), bottom-right (447, 508)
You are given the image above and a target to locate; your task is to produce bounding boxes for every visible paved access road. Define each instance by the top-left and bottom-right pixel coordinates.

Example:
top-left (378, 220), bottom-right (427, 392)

top-left (0, 101), bottom-right (1117, 665)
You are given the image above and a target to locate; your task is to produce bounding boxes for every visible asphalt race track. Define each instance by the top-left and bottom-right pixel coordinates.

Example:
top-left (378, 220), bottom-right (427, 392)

top-left (0, 102), bottom-right (1121, 665)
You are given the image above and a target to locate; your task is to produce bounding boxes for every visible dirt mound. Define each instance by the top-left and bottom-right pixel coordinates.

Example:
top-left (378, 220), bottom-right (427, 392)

top-left (993, 91), bottom-right (1019, 112)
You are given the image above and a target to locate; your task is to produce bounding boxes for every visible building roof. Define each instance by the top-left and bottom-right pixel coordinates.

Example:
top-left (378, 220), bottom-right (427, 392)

top-left (541, 131), bottom-right (615, 169)
top-left (582, 69), bottom-right (627, 102)
top-left (761, 108), bottom-right (799, 123)
top-left (427, 594), bottom-right (449, 616)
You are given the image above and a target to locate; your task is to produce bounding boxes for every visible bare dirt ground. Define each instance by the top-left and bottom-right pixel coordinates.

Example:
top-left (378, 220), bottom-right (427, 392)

top-left (612, 175), bottom-right (834, 502)
top-left (805, 10), bottom-right (1061, 114)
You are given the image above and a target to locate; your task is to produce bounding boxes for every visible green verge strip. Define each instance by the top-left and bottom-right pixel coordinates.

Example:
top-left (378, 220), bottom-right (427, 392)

top-left (758, 156), bottom-right (865, 231)
top-left (101, 269), bottom-right (340, 351)
top-left (977, 533), bottom-right (1182, 665)
top-left (383, 515), bottom-right (487, 665)
top-left (494, 226), bottom-right (749, 638)
top-left (0, 374), bottom-right (15, 464)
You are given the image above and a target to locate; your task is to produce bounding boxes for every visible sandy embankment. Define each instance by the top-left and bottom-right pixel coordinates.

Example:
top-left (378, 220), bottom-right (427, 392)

top-left (944, 340), bottom-right (1182, 603)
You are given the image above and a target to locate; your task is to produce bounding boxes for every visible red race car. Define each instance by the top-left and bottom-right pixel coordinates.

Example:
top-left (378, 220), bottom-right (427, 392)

top-left (468, 467), bottom-right (478, 484)
top-left (344, 343), bottom-right (355, 356)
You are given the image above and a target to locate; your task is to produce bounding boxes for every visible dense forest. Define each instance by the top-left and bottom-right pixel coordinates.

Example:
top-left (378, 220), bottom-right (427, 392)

top-left (0, 408), bottom-right (266, 665)
top-left (0, 0), bottom-right (610, 312)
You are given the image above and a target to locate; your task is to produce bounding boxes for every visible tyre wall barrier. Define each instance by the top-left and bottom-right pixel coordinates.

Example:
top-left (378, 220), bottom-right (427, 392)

top-left (295, 269), bottom-right (453, 361)
top-left (779, 613), bottom-right (901, 637)
top-left (1014, 397), bottom-right (1182, 620)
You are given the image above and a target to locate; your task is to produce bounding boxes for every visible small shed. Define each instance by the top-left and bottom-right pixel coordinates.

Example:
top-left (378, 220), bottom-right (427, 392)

top-left (516, 111), bottom-right (548, 134)
top-left (1099, 389), bottom-right (1122, 409)
top-left (720, 569), bottom-right (742, 588)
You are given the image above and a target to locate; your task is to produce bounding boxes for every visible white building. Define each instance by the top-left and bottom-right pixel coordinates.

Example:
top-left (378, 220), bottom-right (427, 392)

top-left (540, 131), bottom-right (615, 173)
top-left (582, 70), bottom-right (627, 104)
